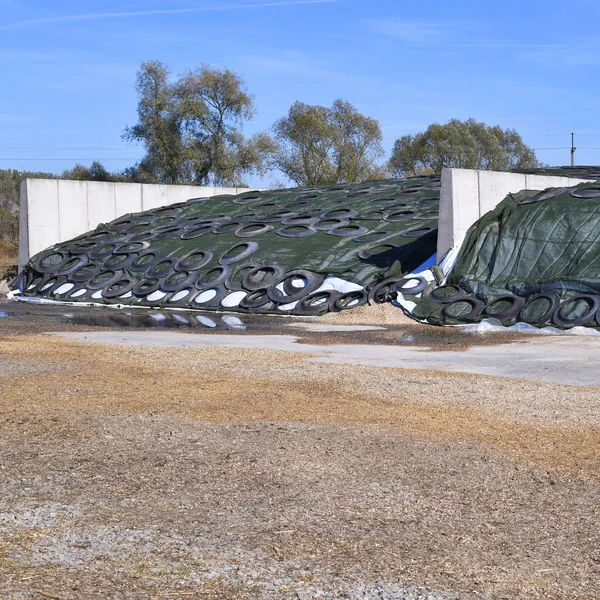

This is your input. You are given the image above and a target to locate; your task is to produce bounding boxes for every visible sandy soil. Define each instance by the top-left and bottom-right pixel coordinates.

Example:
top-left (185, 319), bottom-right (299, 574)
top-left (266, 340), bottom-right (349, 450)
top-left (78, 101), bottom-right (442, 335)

top-left (1, 316), bottom-right (600, 599)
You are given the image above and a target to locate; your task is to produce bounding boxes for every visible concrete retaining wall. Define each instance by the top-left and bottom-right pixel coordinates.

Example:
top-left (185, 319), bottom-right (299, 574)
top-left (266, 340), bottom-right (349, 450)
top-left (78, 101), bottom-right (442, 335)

top-left (438, 168), bottom-right (593, 258)
top-left (18, 179), bottom-right (259, 268)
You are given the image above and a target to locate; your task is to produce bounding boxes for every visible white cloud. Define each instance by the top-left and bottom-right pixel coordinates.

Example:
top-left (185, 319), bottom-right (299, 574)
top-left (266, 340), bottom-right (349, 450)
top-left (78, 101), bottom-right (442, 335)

top-left (240, 50), bottom-right (373, 86)
top-left (368, 19), bottom-right (456, 45)
top-left (0, 0), bottom-right (343, 31)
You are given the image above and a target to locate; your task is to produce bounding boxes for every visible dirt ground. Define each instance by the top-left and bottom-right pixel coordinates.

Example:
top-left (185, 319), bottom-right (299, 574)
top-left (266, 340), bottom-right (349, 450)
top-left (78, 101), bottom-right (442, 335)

top-left (1, 300), bottom-right (600, 599)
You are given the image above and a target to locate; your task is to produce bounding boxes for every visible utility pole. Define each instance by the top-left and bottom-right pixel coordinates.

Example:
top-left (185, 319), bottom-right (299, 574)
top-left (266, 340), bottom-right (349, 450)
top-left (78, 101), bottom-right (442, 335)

top-left (571, 132), bottom-right (576, 167)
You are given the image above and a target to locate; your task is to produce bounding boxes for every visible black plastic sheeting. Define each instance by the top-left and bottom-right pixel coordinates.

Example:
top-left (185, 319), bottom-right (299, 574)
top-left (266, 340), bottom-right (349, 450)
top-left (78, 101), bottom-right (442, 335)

top-left (17, 177), bottom-right (440, 316)
top-left (411, 181), bottom-right (600, 329)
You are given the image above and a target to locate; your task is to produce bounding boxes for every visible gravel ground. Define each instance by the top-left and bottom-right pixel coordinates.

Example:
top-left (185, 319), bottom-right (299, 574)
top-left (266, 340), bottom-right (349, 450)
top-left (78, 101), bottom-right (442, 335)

top-left (1, 300), bottom-right (600, 599)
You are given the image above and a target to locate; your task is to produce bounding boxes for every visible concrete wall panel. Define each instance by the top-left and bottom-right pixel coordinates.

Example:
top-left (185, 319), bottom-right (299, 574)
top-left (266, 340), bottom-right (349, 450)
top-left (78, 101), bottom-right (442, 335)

top-left (58, 180), bottom-right (89, 242)
top-left (19, 179), bottom-right (262, 268)
top-left (87, 182), bottom-right (117, 229)
top-left (115, 183), bottom-right (143, 216)
top-left (438, 168), bottom-right (593, 259)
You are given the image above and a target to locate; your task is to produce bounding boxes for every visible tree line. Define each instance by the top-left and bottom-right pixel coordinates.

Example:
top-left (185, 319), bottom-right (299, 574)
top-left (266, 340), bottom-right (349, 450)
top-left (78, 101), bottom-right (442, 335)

top-left (0, 59), bottom-right (541, 246)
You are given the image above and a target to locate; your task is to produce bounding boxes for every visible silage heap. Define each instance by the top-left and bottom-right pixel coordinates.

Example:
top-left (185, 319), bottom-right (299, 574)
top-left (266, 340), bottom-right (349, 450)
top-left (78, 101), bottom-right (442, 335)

top-left (411, 181), bottom-right (600, 329)
top-left (16, 177), bottom-right (440, 316)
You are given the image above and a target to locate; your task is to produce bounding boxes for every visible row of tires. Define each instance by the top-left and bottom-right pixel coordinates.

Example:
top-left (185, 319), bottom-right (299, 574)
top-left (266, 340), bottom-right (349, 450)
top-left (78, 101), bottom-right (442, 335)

top-left (423, 284), bottom-right (600, 328)
top-left (22, 264), bottom-right (379, 316)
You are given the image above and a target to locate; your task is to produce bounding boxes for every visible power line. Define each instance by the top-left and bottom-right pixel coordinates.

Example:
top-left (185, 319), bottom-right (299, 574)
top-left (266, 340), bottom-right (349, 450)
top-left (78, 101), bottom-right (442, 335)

top-left (0, 146), bottom-right (138, 150)
top-left (0, 157), bottom-right (137, 161)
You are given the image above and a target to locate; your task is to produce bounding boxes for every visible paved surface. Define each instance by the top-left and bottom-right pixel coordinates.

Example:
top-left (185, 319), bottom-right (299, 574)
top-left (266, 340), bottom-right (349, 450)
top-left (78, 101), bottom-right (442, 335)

top-left (57, 330), bottom-right (600, 387)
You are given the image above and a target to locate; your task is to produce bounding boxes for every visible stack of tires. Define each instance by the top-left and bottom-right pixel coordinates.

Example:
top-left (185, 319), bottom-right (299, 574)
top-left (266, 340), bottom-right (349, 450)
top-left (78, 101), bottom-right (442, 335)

top-left (17, 177), bottom-right (441, 316)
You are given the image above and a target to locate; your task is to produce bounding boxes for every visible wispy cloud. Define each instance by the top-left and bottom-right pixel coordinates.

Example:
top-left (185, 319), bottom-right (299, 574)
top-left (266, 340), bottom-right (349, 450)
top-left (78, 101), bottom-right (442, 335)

top-left (240, 50), bottom-right (373, 87)
top-left (0, 0), bottom-right (343, 31)
top-left (368, 19), bottom-right (458, 45)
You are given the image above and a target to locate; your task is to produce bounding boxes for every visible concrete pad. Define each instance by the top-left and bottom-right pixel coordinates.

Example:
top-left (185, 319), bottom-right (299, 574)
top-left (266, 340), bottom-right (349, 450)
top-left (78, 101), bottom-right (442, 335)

top-left (54, 331), bottom-right (600, 387)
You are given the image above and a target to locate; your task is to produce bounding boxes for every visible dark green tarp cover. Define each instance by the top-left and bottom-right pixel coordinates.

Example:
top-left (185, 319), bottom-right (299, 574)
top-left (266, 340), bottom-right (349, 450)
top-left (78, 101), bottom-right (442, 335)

top-left (19, 177), bottom-right (440, 314)
top-left (414, 180), bottom-right (600, 328)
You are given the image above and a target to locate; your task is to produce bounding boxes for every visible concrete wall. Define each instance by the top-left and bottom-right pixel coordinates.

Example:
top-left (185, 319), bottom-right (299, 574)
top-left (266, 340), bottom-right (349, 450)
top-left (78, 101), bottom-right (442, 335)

top-left (437, 168), bottom-right (594, 258)
top-left (19, 179), bottom-right (260, 268)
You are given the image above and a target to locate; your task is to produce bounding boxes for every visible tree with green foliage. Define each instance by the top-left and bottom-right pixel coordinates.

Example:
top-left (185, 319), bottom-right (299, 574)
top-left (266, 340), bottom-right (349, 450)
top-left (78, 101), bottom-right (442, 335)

top-left (0, 169), bottom-right (57, 247)
top-left (388, 118), bottom-right (540, 177)
top-left (273, 99), bottom-right (386, 186)
top-left (61, 161), bottom-right (116, 182)
top-left (123, 60), bottom-right (276, 186)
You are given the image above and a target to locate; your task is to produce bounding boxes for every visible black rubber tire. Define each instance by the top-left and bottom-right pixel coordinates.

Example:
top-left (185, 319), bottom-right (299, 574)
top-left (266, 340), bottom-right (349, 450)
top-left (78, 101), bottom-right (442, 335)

top-left (253, 211), bottom-right (298, 223)
top-left (383, 210), bottom-right (417, 222)
top-left (394, 276), bottom-right (428, 296)
top-left (195, 265), bottom-right (232, 289)
top-left (35, 276), bottom-right (68, 297)
top-left (368, 278), bottom-right (400, 304)
top-left (86, 270), bottom-right (125, 291)
top-left (332, 289), bottom-right (368, 311)
top-left (130, 251), bottom-right (165, 273)
top-left (152, 226), bottom-right (183, 240)
top-left (88, 244), bottom-right (120, 261)
top-left (295, 290), bottom-right (342, 316)
top-left (570, 186), bottom-right (600, 199)
top-left (268, 269), bottom-right (324, 303)
top-left (175, 250), bottom-right (213, 271)
top-left (189, 284), bottom-right (229, 309)
top-left (133, 278), bottom-right (161, 298)
top-left (482, 294), bottom-right (526, 320)
top-left (281, 214), bottom-right (320, 226)
top-left (232, 193), bottom-right (262, 204)
top-left (159, 270), bottom-right (198, 292)
top-left (114, 241), bottom-right (151, 254)
top-left (102, 253), bottom-right (137, 271)
top-left (281, 270), bottom-right (324, 297)
top-left (518, 292), bottom-right (560, 326)
top-left (161, 288), bottom-right (198, 308)
top-left (239, 288), bottom-right (273, 309)
top-left (145, 258), bottom-right (177, 279)
top-left (55, 256), bottom-right (89, 276)
top-left (224, 264), bottom-right (259, 291)
top-left (322, 208), bottom-right (359, 220)
top-left (70, 263), bottom-right (101, 283)
top-left (34, 250), bottom-right (69, 274)
top-left (234, 223), bottom-right (274, 238)
top-left (442, 297), bottom-right (485, 321)
top-left (70, 241), bottom-right (100, 255)
top-left (219, 242), bottom-right (259, 265)
top-left (358, 244), bottom-right (399, 261)
top-left (180, 224), bottom-right (213, 239)
top-left (23, 273), bottom-right (52, 295)
top-left (275, 225), bottom-right (317, 238)
top-left (313, 218), bottom-right (350, 231)
top-left (400, 226), bottom-right (437, 238)
top-left (212, 221), bottom-right (244, 235)
top-left (242, 265), bottom-right (285, 291)
top-left (62, 284), bottom-right (96, 302)
top-left (553, 294), bottom-right (600, 328)
top-left (430, 285), bottom-right (466, 303)
top-left (102, 277), bottom-right (138, 299)
top-left (327, 224), bottom-right (369, 238)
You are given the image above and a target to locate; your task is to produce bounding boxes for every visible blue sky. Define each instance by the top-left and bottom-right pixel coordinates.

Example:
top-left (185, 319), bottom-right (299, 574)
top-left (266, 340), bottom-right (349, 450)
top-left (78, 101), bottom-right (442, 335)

top-left (2, 0), bottom-right (600, 186)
